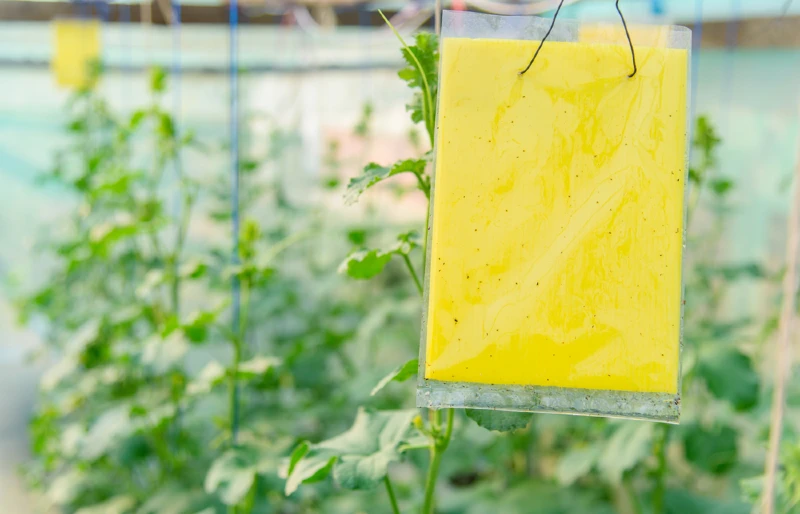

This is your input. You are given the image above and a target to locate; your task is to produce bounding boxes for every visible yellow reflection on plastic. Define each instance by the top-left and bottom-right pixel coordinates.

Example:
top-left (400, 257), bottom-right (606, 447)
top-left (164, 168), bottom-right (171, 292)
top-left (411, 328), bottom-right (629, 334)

top-left (425, 38), bottom-right (687, 394)
top-left (52, 20), bottom-right (101, 89)
top-left (579, 24), bottom-right (670, 47)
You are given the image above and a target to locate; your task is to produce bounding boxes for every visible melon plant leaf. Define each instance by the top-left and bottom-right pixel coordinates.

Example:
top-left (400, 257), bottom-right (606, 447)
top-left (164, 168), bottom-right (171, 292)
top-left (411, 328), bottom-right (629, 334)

top-left (681, 422), bottom-right (738, 475)
top-left (141, 331), bottom-right (189, 373)
top-left (664, 488), bottom-right (750, 514)
top-left (283, 452), bottom-right (336, 496)
top-left (187, 361), bottom-right (226, 396)
top-left (340, 231), bottom-right (423, 280)
top-left (284, 408), bottom-right (416, 494)
top-left (344, 158), bottom-right (426, 205)
top-left (204, 447), bottom-right (260, 506)
top-left (80, 405), bottom-right (134, 460)
top-left (696, 347), bottom-right (759, 411)
top-left (371, 358), bottom-right (418, 396)
top-left (238, 356), bottom-right (281, 379)
top-left (397, 33), bottom-right (439, 135)
top-left (389, 230), bottom-right (423, 255)
top-left (598, 422), bottom-right (653, 484)
top-left (465, 409), bottom-right (533, 432)
top-left (74, 496), bottom-right (136, 514)
top-left (46, 469), bottom-right (91, 506)
top-left (556, 444), bottom-right (602, 486)
top-left (339, 249), bottom-right (393, 280)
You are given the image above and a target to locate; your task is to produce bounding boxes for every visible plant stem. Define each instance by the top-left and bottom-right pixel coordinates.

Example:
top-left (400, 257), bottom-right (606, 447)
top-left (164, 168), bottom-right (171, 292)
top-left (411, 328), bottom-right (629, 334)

top-left (229, 336), bottom-right (242, 445)
top-left (623, 476), bottom-right (643, 514)
top-left (652, 424), bottom-right (671, 514)
top-left (421, 195), bottom-right (431, 282)
top-left (384, 475), bottom-right (401, 514)
top-left (229, 279), bottom-right (249, 447)
top-left (336, 348), bottom-right (357, 378)
top-left (379, 11), bottom-right (435, 147)
top-left (402, 254), bottom-right (423, 295)
top-left (422, 409), bottom-right (454, 514)
top-left (422, 445), bottom-right (443, 514)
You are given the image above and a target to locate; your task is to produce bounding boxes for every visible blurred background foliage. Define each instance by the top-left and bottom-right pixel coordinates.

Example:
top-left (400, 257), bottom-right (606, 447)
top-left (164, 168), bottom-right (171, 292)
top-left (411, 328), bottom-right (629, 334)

top-left (3, 4), bottom-right (800, 513)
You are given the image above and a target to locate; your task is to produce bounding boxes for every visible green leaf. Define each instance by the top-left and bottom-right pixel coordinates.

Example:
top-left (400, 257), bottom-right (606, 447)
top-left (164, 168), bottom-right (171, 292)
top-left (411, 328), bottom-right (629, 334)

top-left (205, 447), bottom-right (258, 506)
top-left (47, 469), bottom-right (88, 505)
top-left (371, 358), bottom-right (418, 396)
top-left (285, 408), bottom-right (416, 494)
top-left (158, 112), bottom-right (176, 139)
top-left (286, 441), bottom-right (310, 477)
top-left (347, 229), bottom-right (367, 245)
top-left (339, 231), bottom-right (424, 280)
top-left (354, 101), bottom-right (373, 138)
top-left (284, 454), bottom-right (336, 496)
top-left (339, 249), bottom-right (393, 279)
top-left (141, 331), bottom-right (189, 373)
top-left (598, 422), bottom-right (653, 484)
top-left (696, 347), bottom-right (759, 411)
top-left (397, 32), bottom-right (439, 136)
top-left (688, 167), bottom-right (701, 185)
top-left (187, 361), bottom-right (227, 396)
top-left (81, 406), bottom-right (133, 460)
top-left (150, 66), bottom-right (167, 93)
top-left (710, 177), bottom-right (734, 196)
top-left (137, 486), bottom-right (207, 514)
top-left (465, 409), bottom-right (533, 432)
top-left (179, 259), bottom-right (208, 279)
top-left (390, 230), bottom-right (423, 255)
top-left (682, 422), bottom-right (738, 475)
top-left (556, 444), bottom-right (602, 486)
top-left (89, 214), bottom-right (141, 250)
top-left (696, 263), bottom-right (765, 281)
top-left (136, 269), bottom-right (166, 299)
top-left (129, 109), bottom-right (148, 130)
top-left (75, 496), bottom-right (136, 514)
top-left (664, 488), bottom-right (750, 514)
top-left (344, 158), bottom-right (426, 205)
top-left (182, 310), bottom-right (218, 344)
top-left (238, 356), bottom-right (281, 379)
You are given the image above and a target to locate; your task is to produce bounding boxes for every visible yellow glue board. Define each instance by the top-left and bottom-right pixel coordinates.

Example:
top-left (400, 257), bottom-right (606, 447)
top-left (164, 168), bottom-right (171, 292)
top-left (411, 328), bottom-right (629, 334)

top-left (424, 38), bottom-right (688, 395)
top-left (52, 20), bottom-right (101, 89)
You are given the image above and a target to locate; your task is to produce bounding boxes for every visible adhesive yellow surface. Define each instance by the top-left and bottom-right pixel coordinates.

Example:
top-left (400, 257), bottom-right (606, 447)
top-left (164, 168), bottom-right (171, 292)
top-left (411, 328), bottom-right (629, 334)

top-left (52, 20), bottom-right (101, 89)
top-left (425, 37), bottom-right (687, 394)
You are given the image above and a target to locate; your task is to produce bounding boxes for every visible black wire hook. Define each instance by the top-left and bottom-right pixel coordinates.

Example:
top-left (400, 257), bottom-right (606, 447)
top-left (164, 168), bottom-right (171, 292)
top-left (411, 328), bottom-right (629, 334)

top-left (519, 0), bottom-right (637, 78)
top-left (615, 0), bottom-right (637, 78)
top-left (518, 0), bottom-right (566, 76)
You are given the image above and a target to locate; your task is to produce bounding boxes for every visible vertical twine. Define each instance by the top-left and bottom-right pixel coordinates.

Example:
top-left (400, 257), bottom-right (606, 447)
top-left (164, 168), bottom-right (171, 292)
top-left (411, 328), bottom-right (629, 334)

top-left (762, 106), bottom-right (800, 514)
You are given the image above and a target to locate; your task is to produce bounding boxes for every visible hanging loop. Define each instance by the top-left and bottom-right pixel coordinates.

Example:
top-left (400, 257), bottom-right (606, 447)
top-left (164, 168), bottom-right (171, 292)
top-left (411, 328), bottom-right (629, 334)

top-left (519, 0), bottom-right (638, 78)
top-left (518, 0), bottom-right (565, 76)
top-left (615, 0), bottom-right (637, 78)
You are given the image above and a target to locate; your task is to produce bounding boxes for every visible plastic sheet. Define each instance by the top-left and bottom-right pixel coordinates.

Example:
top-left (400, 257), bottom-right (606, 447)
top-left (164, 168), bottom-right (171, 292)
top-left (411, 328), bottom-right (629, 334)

top-left (418, 10), bottom-right (691, 422)
top-left (52, 19), bottom-right (101, 89)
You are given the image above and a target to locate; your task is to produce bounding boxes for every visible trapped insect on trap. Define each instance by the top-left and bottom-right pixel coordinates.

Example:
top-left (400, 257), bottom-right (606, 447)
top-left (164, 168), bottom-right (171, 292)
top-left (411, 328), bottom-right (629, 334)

top-left (417, 10), bottom-right (691, 423)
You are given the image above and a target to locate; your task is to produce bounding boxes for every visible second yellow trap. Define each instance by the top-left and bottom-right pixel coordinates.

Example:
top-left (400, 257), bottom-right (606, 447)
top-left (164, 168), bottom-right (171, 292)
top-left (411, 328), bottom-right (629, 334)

top-left (424, 37), bottom-right (688, 395)
top-left (52, 19), bottom-right (101, 89)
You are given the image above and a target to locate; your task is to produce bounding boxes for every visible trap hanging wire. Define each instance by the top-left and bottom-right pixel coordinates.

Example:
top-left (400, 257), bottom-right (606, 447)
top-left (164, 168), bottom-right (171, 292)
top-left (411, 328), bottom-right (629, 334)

top-left (417, 10), bottom-right (691, 423)
top-left (519, 0), bottom-right (637, 77)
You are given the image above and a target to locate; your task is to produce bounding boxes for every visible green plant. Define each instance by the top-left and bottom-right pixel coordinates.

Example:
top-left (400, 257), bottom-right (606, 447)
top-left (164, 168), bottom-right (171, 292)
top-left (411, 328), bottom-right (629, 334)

top-left (285, 26), bottom-right (446, 514)
top-left (16, 65), bottom-right (419, 514)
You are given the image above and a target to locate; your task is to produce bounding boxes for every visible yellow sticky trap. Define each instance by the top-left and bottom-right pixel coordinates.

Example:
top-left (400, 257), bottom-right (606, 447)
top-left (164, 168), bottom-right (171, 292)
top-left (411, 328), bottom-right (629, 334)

top-left (419, 12), bottom-right (690, 422)
top-left (52, 19), bottom-right (101, 89)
